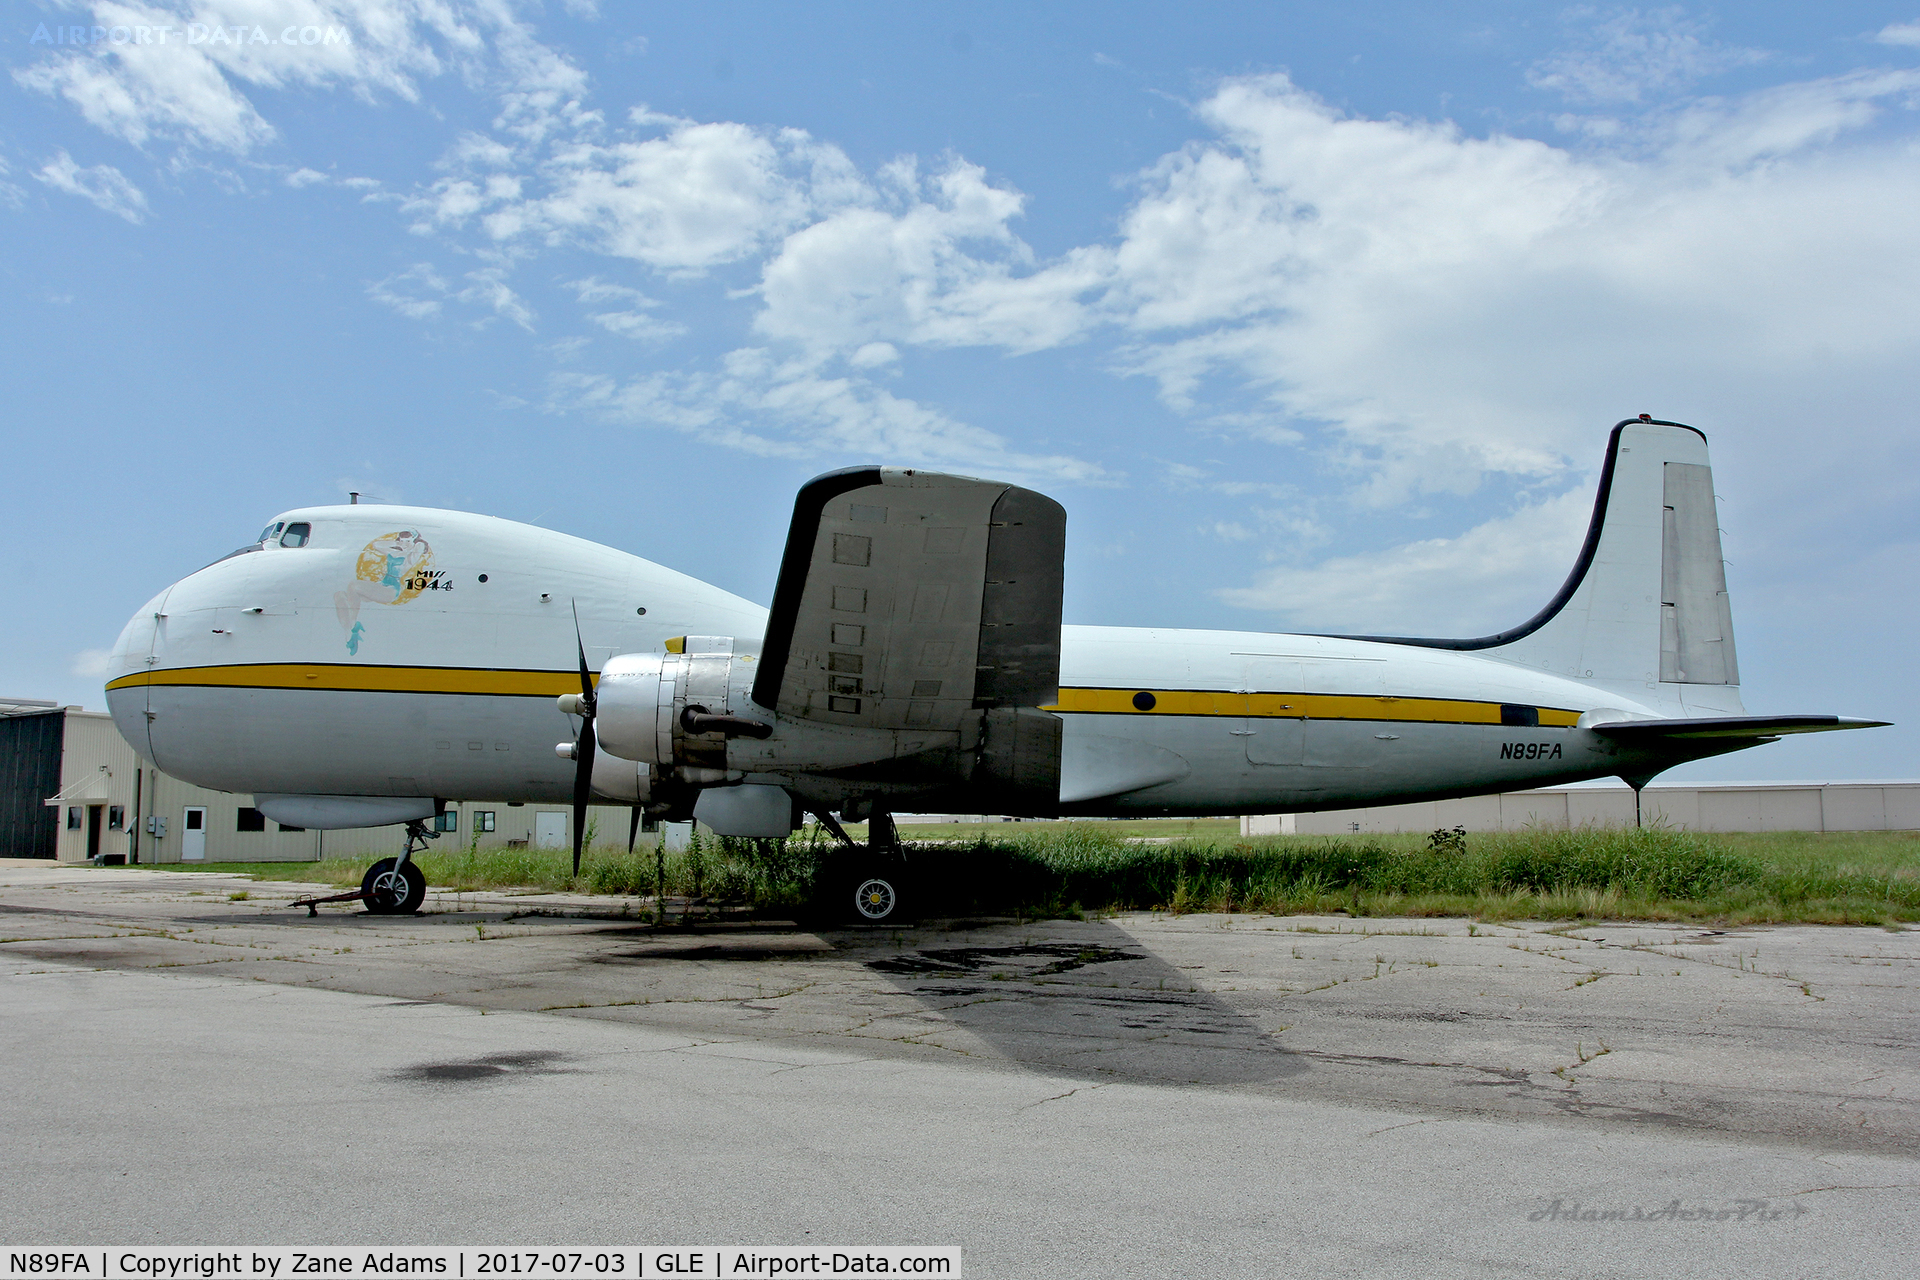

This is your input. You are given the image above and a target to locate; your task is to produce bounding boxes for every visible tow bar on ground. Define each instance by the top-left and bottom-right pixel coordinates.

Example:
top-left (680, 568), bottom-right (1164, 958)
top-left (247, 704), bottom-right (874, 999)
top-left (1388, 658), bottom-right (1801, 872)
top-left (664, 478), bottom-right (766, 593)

top-left (288, 889), bottom-right (376, 917)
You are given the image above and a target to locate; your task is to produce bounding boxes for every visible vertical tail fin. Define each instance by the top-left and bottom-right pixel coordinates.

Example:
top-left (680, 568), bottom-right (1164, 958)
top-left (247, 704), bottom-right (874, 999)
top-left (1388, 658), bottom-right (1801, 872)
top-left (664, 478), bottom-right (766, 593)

top-left (1338, 418), bottom-right (1743, 710)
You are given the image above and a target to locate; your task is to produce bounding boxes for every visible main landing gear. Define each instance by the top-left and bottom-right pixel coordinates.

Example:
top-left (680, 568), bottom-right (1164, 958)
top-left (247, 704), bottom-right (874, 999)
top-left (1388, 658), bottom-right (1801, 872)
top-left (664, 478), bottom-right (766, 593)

top-left (290, 820), bottom-right (434, 917)
top-left (813, 809), bottom-right (912, 927)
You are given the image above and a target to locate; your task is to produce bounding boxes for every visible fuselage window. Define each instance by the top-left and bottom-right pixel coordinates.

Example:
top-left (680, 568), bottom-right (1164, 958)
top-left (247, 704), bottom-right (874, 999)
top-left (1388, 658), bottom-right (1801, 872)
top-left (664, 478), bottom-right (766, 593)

top-left (280, 522), bottom-right (311, 548)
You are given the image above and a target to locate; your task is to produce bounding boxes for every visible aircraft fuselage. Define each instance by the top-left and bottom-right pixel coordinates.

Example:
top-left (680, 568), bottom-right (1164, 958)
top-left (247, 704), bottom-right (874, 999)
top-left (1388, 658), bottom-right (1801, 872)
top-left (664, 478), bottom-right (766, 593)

top-left (105, 504), bottom-right (1742, 818)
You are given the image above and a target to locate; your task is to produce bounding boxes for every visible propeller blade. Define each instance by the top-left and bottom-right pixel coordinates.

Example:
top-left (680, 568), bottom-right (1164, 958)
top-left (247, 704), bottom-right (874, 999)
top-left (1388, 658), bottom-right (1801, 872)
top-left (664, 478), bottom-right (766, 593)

top-left (568, 600), bottom-right (597, 879)
top-left (572, 600), bottom-right (595, 708)
top-left (571, 722), bottom-right (595, 878)
top-left (627, 805), bottom-right (643, 858)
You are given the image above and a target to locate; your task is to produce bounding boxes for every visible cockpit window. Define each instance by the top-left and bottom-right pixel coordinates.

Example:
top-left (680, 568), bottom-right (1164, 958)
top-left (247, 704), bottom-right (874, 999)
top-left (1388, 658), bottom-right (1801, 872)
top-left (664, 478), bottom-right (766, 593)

top-left (256, 521), bottom-right (284, 545)
top-left (280, 522), bottom-right (311, 548)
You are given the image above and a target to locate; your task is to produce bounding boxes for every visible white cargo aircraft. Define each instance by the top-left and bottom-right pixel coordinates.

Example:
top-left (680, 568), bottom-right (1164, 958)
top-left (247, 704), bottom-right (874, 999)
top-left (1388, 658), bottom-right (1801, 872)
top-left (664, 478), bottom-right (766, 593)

top-left (104, 418), bottom-right (1884, 921)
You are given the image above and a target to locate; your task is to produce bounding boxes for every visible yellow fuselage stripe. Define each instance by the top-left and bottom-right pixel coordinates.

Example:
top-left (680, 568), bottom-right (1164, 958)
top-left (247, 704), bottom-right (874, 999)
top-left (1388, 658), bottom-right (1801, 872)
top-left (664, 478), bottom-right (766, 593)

top-left (111, 666), bottom-right (1581, 727)
top-left (1041, 686), bottom-right (1581, 727)
top-left (107, 664), bottom-right (588, 697)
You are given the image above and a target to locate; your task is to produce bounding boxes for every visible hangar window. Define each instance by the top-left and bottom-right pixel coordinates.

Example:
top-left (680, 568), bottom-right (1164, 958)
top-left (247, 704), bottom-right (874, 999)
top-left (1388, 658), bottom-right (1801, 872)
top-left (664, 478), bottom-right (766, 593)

top-left (433, 811), bottom-right (459, 833)
top-left (236, 807), bottom-right (267, 832)
top-left (280, 522), bottom-right (311, 548)
top-left (474, 811), bottom-right (496, 832)
top-left (277, 822), bottom-right (305, 833)
top-left (67, 806), bottom-right (82, 830)
top-left (109, 805), bottom-right (125, 830)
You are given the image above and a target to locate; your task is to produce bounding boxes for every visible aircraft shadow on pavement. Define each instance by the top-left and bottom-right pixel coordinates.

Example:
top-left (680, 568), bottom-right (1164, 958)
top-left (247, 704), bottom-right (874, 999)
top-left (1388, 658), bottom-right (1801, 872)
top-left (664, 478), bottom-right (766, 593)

top-left (849, 918), bottom-right (1308, 1088)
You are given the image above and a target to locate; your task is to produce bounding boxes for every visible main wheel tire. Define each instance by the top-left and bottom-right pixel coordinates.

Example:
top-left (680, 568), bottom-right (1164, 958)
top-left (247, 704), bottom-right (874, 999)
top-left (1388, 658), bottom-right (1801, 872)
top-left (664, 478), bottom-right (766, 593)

top-left (847, 865), bottom-right (910, 926)
top-left (361, 858), bottom-right (427, 915)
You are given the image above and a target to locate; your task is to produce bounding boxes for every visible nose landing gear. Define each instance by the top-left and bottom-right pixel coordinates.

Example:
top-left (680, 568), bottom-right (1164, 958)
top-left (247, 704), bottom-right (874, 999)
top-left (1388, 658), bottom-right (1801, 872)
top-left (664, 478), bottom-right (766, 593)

top-left (289, 819), bottom-right (436, 917)
top-left (361, 855), bottom-right (428, 914)
top-left (363, 819), bottom-right (435, 914)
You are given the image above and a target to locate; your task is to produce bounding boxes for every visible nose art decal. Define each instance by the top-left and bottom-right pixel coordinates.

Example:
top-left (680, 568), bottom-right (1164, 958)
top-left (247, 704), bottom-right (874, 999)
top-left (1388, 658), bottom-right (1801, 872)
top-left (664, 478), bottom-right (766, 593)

top-left (332, 529), bottom-right (438, 653)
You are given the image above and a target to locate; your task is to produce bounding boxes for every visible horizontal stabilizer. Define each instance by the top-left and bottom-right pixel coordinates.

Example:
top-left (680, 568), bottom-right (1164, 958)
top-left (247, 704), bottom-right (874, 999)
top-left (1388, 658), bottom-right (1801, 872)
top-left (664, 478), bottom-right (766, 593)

top-left (1589, 715), bottom-right (1890, 743)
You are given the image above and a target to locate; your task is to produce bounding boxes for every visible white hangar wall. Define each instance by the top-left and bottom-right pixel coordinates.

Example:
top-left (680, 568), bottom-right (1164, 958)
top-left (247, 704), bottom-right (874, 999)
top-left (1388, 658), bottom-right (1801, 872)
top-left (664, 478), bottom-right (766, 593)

top-left (33, 708), bottom-right (679, 864)
top-left (1241, 783), bottom-right (1920, 836)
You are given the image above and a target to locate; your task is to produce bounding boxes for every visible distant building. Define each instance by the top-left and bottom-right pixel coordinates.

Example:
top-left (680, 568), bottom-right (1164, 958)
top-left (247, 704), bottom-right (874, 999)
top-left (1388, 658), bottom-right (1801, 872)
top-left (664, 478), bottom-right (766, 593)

top-left (1, 703), bottom-right (679, 864)
top-left (1, 700), bottom-right (67, 859)
top-left (1242, 781), bottom-right (1920, 836)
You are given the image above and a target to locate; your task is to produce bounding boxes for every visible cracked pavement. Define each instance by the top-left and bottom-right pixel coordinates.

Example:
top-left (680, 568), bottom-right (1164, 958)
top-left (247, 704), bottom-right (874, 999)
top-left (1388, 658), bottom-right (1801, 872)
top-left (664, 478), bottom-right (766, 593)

top-left (5, 859), bottom-right (1917, 1276)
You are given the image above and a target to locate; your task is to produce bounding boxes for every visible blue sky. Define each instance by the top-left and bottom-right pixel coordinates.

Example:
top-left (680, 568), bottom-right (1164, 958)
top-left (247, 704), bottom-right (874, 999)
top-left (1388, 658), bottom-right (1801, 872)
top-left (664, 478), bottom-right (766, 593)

top-left (5, 1), bottom-right (1918, 782)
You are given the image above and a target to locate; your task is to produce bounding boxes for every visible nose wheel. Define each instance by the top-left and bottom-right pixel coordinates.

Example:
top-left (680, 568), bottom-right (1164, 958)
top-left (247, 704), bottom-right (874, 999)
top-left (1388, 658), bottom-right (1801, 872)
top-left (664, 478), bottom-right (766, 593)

top-left (361, 857), bottom-right (427, 914)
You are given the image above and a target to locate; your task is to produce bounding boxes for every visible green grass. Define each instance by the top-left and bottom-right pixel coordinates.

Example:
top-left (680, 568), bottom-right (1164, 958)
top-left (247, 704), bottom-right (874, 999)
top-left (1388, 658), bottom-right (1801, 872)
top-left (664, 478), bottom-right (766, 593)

top-left (145, 822), bottom-right (1920, 926)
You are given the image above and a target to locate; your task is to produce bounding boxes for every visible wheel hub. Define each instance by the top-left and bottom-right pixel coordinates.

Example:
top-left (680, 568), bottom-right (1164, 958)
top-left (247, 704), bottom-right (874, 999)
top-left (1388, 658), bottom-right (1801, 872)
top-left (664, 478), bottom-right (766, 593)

top-left (853, 877), bottom-right (896, 921)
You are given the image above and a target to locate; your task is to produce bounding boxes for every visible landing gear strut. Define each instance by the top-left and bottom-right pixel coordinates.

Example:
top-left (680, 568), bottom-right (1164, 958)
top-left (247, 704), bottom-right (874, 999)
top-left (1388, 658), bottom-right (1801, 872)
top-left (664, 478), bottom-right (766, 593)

top-left (813, 808), bottom-right (912, 926)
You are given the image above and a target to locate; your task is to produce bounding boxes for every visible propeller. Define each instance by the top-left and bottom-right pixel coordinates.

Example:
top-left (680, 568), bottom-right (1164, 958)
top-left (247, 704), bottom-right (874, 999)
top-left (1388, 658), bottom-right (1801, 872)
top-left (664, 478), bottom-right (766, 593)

top-left (563, 602), bottom-right (596, 878)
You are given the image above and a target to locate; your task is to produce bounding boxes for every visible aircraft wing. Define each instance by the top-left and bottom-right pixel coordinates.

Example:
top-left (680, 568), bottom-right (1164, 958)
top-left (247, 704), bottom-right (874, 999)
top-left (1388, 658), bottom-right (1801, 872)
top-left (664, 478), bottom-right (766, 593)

top-left (751, 466), bottom-right (1067, 734)
top-left (1588, 714), bottom-right (1890, 742)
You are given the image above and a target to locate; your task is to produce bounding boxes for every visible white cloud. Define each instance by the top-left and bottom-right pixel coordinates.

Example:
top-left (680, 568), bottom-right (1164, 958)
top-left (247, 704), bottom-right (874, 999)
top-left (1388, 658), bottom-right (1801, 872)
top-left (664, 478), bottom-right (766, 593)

top-left (1066, 69), bottom-right (1920, 509)
top-left (456, 266), bottom-right (533, 329)
top-left (1875, 21), bottom-right (1920, 48)
top-left (36, 150), bottom-right (148, 221)
top-left (70, 648), bottom-right (114, 678)
top-left (0, 156), bottom-right (23, 209)
top-left (1527, 7), bottom-right (1769, 106)
top-left (567, 276), bottom-right (684, 341)
top-left (13, 1), bottom-right (496, 154)
top-left (585, 310), bottom-right (681, 340)
top-left (367, 260), bottom-right (532, 327)
top-left (30, 3), bottom-right (1910, 613)
top-left (13, 0), bottom-right (576, 165)
top-left (548, 347), bottom-right (1109, 483)
top-left (753, 157), bottom-right (1108, 357)
top-left (366, 262), bottom-right (446, 318)
top-left (568, 276), bottom-right (650, 305)
top-left (1215, 487), bottom-right (1595, 636)
top-left (412, 113), bottom-right (843, 273)
top-left (285, 166), bottom-right (328, 186)
top-left (487, 12), bottom-right (595, 144)
top-left (378, 57), bottom-right (1920, 553)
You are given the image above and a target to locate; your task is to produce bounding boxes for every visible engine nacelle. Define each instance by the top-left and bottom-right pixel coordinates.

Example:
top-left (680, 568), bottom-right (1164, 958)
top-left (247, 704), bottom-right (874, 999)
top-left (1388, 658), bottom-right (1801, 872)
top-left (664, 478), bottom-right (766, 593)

top-left (591, 635), bottom-right (1056, 814)
top-left (594, 636), bottom-right (766, 772)
top-left (593, 636), bottom-right (966, 778)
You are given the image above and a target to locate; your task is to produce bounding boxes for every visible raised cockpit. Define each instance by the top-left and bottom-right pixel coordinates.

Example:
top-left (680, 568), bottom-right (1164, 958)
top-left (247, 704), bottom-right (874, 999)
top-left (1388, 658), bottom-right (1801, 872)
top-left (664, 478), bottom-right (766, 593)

top-left (253, 519), bottom-right (312, 548)
top-left (208, 518), bottom-right (315, 569)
